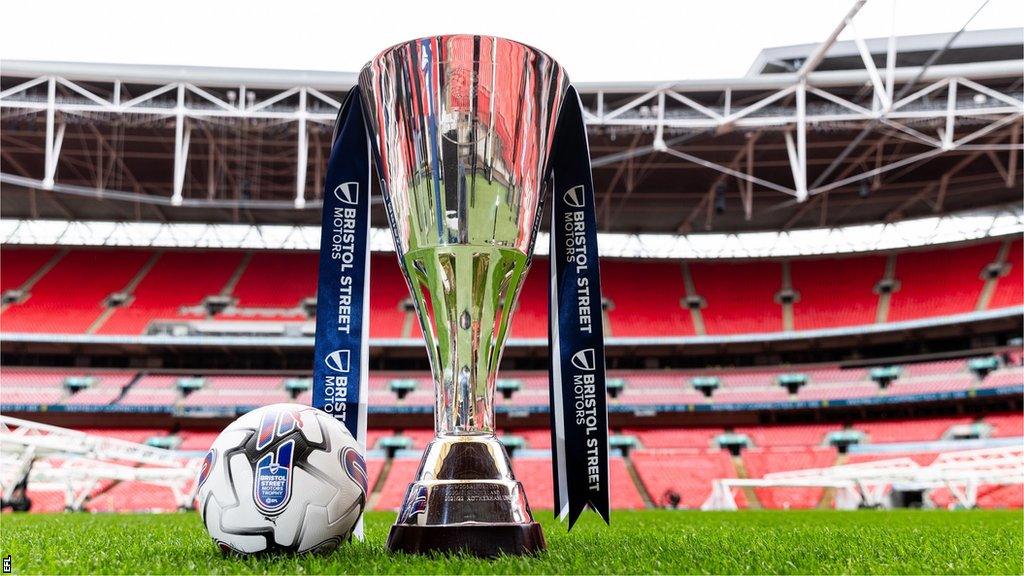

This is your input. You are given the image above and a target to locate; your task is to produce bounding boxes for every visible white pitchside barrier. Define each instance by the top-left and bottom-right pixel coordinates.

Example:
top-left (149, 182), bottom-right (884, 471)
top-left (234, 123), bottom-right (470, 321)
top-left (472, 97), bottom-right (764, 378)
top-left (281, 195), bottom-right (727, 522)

top-left (702, 446), bottom-right (1024, 510)
top-left (0, 416), bottom-right (200, 511)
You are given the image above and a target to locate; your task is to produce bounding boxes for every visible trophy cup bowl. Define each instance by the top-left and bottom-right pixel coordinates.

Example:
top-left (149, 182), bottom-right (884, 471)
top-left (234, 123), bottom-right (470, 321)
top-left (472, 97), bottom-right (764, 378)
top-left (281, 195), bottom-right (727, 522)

top-left (359, 35), bottom-right (567, 556)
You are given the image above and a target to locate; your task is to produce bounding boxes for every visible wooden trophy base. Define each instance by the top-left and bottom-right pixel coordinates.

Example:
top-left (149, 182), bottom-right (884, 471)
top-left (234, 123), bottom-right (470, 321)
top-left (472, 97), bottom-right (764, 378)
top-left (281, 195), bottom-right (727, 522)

top-left (386, 522), bottom-right (546, 557)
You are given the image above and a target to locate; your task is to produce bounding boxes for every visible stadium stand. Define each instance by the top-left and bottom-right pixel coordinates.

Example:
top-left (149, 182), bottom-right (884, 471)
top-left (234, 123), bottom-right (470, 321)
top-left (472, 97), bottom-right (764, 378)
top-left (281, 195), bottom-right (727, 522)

top-left (690, 260), bottom-right (782, 334)
top-left (373, 458), bottom-right (420, 510)
top-left (1, 249), bottom-right (151, 333)
top-left (887, 243), bottom-right (998, 321)
top-left (742, 447), bottom-right (838, 509)
top-left (990, 239), bottom-right (1023, 310)
top-left (986, 412), bottom-right (1024, 437)
top-left (12, 406), bottom-right (1022, 514)
top-left (790, 255), bottom-right (885, 330)
top-left (228, 252), bottom-right (317, 311)
top-left (734, 424), bottom-right (841, 448)
top-left (0, 247), bottom-right (57, 293)
top-left (603, 260), bottom-right (694, 336)
top-left (510, 263), bottom-right (549, 338)
top-left (2, 240), bottom-right (1020, 337)
top-left (3, 352), bottom-right (1021, 413)
top-left (98, 251), bottom-right (245, 334)
top-left (632, 449), bottom-right (746, 509)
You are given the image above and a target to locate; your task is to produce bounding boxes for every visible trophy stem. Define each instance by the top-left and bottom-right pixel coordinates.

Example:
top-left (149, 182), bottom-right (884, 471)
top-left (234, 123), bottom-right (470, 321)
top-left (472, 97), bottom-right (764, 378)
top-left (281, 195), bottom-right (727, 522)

top-left (403, 245), bottom-right (527, 436)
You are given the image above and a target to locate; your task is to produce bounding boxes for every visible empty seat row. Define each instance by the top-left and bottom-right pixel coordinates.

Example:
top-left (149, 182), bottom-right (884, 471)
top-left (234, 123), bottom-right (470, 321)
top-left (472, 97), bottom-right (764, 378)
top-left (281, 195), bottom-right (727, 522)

top-left (3, 239), bottom-right (1020, 336)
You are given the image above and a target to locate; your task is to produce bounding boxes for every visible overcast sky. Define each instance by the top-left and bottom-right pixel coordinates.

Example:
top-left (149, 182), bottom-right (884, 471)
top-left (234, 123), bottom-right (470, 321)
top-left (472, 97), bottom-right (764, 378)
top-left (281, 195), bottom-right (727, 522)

top-left (1, 0), bottom-right (1021, 81)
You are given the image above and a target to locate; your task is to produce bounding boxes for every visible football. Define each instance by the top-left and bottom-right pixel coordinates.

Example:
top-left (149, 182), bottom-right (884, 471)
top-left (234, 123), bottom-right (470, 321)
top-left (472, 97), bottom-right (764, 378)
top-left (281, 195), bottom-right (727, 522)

top-left (194, 404), bottom-right (367, 555)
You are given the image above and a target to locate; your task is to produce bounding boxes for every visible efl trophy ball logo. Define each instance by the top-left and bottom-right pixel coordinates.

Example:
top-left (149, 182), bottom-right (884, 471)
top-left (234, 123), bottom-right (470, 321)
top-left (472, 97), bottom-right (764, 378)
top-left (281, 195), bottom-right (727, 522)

top-left (253, 440), bottom-right (295, 515)
top-left (251, 408), bottom-right (302, 515)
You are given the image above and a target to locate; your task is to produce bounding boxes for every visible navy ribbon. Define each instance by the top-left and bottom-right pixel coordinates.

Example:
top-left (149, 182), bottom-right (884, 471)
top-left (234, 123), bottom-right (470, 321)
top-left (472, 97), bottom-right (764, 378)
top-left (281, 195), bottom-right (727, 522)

top-left (547, 86), bottom-right (611, 528)
top-left (312, 88), bottom-right (371, 458)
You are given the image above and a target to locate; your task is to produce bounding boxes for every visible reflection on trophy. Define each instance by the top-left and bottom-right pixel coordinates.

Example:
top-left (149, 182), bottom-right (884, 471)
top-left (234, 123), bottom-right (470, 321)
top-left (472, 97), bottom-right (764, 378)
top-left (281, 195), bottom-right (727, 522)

top-left (358, 36), bottom-right (567, 556)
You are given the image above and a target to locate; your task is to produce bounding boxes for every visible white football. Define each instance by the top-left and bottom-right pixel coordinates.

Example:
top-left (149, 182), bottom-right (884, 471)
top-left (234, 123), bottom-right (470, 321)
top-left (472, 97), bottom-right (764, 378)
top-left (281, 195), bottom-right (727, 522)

top-left (194, 403), bottom-right (367, 555)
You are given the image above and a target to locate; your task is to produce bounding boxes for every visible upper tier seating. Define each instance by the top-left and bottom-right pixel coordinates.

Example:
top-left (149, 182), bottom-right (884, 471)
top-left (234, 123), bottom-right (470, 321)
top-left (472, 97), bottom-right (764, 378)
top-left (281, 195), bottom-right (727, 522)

top-left (690, 260), bottom-right (782, 334)
top-left (1, 247), bottom-right (56, 293)
top-left (603, 260), bottom-right (694, 336)
top-left (791, 255), bottom-right (885, 330)
top-left (510, 263), bottom-right (548, 338)
top-left (230, 252), bottom-right (318, 310)
top-left (990, 239), bottom-right (1023, 310)
top-left (888, 243), bottom-right (997, 321)
top-left (2, 249), bottom-right (151, 333)
top-left (99, 251), bottom-right (244, 334)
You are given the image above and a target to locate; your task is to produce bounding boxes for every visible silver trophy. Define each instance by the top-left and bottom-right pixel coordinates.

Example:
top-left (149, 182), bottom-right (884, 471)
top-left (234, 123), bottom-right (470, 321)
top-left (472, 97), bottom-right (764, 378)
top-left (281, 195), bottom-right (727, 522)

top-left (359, 35), bottom-right (567, 556)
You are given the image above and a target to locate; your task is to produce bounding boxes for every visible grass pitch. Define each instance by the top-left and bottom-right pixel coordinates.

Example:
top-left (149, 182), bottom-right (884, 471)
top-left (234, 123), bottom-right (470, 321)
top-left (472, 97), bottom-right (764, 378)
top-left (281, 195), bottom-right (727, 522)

top-left (1, 509), bottom-right (1021, 574)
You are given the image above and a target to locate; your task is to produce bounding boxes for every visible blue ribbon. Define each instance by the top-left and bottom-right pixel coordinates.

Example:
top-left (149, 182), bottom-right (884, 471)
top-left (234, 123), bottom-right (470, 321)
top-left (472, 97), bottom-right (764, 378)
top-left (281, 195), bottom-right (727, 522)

top-left (312, 88), bottom-right (370, 449)
top-left (548, 86), bottom-right (611, 528)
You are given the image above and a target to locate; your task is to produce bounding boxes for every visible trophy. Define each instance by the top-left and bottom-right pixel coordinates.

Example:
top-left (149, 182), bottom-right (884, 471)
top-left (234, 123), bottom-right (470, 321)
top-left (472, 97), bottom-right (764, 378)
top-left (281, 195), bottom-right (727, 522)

top-left (313, 33), bottom-right (608, 557)
top-left (358, 36), bottom-right (565, 556)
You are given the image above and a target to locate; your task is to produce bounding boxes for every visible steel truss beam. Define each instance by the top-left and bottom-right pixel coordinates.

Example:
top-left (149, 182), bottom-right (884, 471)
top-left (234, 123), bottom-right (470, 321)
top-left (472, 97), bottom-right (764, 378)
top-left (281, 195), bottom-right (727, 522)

top-left (0, 21), bottom-right (1021, 217)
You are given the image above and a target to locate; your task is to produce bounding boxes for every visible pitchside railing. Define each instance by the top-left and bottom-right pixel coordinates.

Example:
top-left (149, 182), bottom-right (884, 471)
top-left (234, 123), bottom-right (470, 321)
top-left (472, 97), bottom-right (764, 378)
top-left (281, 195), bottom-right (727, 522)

top-left (0, 415), bottom-right (199, 511)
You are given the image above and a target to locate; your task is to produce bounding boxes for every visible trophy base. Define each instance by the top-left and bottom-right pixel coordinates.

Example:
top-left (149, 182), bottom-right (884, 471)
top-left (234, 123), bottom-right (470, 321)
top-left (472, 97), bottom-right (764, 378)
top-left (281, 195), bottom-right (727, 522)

top-left (387, 522), bottom-right (546, 557)
top-left (387, 434), bottom-right (544, 557)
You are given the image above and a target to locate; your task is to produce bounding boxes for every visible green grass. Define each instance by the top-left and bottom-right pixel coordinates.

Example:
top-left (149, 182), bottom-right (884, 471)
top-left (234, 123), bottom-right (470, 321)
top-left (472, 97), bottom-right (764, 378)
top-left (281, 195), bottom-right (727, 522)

top-left (1, 510), bottom-right (1022, 574)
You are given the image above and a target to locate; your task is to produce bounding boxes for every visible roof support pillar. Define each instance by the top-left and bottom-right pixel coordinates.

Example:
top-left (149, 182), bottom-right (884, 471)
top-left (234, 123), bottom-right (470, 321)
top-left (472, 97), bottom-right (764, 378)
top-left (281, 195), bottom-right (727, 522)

top-left (42, 77), bottom-right (65, 190)
top-left (295, 88), bottom-right (308, 209)
top-left (172, 84), bottom-right (189, 206)
top-left (943, 79), bottom-right (957, 149)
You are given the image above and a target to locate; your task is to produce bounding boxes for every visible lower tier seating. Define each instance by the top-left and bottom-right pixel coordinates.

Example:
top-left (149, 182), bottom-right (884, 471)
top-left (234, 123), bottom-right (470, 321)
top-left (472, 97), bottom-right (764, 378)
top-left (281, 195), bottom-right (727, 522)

top-left (4, 357), bottom-right (1020, 413)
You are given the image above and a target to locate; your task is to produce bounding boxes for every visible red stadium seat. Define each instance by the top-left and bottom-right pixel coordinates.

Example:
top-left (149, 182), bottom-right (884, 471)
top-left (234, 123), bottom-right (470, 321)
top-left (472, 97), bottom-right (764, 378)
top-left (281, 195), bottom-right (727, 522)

top-left (690, 260), bottom-right (782, 334)
top-left (2, 249), bottom-right (151, 333)
top-left (632, 449), bottom-right (746, 509)
top-left (791, 255), bottom-right (885, 330)
top-left (0, 247), bottom-right (57, 293)
top-left (742, 447), bottom-right (838, 509)
top-left (888, 243), bottom-right (997, 321)
top-left (99, 250), bottom-right (244, 334)
top-left (990, 239), bottom-right (1023, 310)
top-left (603, 260), bottom-right (694, 336)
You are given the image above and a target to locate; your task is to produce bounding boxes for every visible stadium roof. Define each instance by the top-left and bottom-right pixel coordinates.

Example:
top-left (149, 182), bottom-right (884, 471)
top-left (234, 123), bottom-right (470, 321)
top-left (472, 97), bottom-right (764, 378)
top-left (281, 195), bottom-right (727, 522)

top-left (1, 27), bottom-right (1021, 234)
